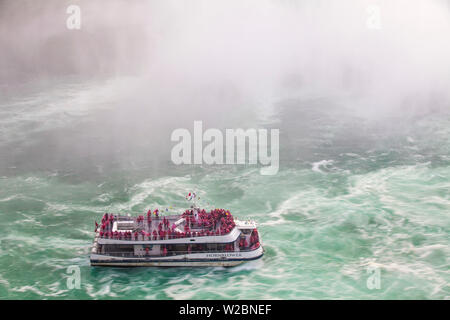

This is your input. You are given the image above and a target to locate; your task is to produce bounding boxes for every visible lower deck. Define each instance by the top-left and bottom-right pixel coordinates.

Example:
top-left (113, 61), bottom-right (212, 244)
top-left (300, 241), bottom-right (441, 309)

top-left (90, 245), bottom-right (264, 267)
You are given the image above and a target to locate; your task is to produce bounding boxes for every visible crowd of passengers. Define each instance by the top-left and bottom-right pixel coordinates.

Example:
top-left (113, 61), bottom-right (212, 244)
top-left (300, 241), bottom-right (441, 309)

top-left (241, 229), bottom-right (260, 250)
top-left (97, 209), bottom-right (237, 241)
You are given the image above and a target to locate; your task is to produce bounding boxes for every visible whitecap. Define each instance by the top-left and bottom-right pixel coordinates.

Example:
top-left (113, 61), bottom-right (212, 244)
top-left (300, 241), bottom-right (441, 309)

top-left (311, 160), bottom-right (334, 173)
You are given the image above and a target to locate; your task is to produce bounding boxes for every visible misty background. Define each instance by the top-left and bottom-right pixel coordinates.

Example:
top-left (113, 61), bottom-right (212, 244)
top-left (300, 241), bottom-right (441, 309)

top-left (0, 0), bottom-right (449, 179)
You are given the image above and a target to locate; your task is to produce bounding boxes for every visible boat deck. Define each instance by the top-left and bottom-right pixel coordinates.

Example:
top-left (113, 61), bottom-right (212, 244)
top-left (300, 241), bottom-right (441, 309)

top-left (97, 208), bottom-right (238, 240)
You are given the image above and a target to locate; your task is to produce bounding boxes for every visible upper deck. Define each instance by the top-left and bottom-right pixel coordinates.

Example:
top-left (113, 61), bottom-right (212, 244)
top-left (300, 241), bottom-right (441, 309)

top-left (97, 208), bottom-right (240, 244)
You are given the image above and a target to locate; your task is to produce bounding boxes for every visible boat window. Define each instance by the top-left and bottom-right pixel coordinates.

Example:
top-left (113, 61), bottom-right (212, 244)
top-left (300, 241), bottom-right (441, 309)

top-left (103, 244), bottom-right (134, 253)
top-left (173, 244), bottom-right (187, 252)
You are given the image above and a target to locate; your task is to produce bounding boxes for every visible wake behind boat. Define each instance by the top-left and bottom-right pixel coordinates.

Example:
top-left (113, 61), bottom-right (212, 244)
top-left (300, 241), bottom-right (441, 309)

top-left (90, 207), bottom-right (263, 267)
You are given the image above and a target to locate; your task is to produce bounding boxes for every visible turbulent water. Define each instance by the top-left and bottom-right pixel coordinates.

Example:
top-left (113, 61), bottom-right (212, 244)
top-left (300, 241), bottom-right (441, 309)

top-left (0, 76), bottom-right (449, 300)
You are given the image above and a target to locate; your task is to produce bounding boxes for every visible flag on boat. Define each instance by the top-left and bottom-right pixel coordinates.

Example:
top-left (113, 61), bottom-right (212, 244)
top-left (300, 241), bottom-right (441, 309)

top-left (186, 192), bottom-right (196, 201)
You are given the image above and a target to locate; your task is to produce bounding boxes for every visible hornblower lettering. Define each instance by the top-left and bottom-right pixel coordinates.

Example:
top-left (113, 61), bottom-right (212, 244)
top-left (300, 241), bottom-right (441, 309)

top-left (179, 304), bottom-right (214, 317)
top-left (206, 252), bottom-right (242, 257)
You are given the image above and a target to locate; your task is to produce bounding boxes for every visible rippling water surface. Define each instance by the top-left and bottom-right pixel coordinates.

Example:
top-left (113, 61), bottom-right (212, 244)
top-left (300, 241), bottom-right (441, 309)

top-left (0, 77), bottom-right (449, 299)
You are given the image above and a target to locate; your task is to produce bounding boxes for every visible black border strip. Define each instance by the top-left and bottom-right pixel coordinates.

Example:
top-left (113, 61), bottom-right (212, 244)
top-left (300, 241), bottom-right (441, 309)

top-left (0, 300), bottom-right (443, 318)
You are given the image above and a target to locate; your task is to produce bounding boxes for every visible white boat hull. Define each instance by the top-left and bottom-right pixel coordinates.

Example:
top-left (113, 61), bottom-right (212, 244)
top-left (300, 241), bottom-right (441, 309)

top-left (90, 246), bottom-right (264, 267)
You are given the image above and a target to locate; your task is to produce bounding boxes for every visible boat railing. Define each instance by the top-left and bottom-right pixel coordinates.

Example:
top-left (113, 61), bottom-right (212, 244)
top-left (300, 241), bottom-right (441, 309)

top-left (110, 215), bottom-right (182, 222)
top-left (99, 235), bottom-right (229, 241)
top-left (98, 228), bottom-right (237, 241)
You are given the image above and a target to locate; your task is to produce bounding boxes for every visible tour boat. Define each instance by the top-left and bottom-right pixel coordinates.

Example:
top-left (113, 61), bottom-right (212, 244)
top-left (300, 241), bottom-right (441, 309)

top-left (90, 207), bottom-right (263, 267)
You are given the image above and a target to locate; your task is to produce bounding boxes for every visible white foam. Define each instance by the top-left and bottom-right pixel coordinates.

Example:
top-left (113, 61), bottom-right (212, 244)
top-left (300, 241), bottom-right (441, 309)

top-left (311, 160), bottom-right (334, 173)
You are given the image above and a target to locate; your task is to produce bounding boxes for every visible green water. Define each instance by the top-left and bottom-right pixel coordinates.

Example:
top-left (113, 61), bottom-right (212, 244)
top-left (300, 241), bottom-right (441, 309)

top-left (0, 77), bottom-right (449, 299)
